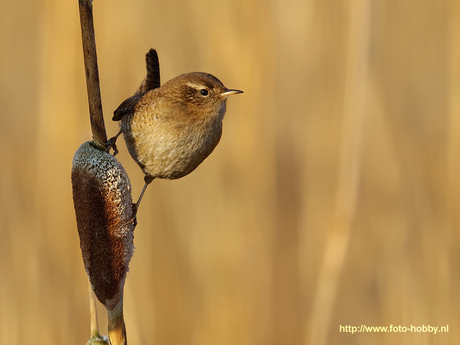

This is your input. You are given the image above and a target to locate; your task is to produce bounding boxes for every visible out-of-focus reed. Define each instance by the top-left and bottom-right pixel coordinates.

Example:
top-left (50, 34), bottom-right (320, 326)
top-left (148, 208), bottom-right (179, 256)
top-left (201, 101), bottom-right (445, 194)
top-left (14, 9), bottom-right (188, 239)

top-left (0, 1), bottom-right (458, 344)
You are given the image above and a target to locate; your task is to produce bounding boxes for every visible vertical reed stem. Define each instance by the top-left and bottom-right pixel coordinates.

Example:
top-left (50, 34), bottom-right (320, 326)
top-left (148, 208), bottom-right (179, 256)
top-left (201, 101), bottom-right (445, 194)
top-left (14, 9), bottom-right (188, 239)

top-left (89, 282), bottom-right (101, 339)
top-left (108, 299), bottom-right (127, 345)
top-left (78, 0), bottom-right (107, 148)
top-left (306, 1), bottom-right (372, 344)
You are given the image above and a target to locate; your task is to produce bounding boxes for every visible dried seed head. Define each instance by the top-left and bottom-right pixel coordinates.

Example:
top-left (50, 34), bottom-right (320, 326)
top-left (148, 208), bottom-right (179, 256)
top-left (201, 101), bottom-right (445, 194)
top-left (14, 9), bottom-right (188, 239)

top-left (71, 141), bottom-right (135, 311)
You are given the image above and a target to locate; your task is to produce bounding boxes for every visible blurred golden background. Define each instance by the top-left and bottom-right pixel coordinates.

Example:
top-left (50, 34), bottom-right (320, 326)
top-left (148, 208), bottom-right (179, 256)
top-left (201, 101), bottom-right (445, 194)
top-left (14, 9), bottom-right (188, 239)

top-left (0, 0), bottom-right (459, 344)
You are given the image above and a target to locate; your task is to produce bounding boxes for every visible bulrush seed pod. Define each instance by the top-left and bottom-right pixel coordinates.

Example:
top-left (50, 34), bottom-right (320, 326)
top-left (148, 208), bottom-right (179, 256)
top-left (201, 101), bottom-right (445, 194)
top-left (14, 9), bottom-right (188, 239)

top-left (71, 141), bottom-right (135, 311)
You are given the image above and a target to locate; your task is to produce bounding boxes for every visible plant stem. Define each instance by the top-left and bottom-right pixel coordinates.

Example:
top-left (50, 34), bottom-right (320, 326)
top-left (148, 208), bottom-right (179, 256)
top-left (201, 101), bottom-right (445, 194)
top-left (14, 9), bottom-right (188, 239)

top-left (107, 298), bottom-right (127, 345)
top-left (78, 0), bottom-right (107, 149)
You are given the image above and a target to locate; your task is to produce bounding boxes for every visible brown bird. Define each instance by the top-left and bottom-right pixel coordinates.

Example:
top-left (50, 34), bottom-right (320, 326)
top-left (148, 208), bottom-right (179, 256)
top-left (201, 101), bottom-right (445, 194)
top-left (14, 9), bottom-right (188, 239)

top-left (112, 49), bottom-right (243, 212)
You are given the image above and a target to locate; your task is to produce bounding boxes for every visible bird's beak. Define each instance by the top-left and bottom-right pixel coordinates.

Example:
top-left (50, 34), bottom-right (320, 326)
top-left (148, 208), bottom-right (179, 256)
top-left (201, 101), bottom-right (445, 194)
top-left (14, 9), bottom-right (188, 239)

top-left (221, 89), bottom-right (244, 97)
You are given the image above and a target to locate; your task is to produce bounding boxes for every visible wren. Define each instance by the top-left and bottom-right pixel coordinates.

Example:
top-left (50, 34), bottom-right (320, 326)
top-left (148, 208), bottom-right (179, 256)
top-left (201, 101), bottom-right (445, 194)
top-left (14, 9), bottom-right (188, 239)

top-left (112, 49), bottom-right (243, 211)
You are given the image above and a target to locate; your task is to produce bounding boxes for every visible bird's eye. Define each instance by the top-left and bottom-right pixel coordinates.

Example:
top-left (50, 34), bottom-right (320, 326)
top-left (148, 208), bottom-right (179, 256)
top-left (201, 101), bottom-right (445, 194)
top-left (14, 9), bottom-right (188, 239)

top-left (200, 89), bottom-right (209, 96)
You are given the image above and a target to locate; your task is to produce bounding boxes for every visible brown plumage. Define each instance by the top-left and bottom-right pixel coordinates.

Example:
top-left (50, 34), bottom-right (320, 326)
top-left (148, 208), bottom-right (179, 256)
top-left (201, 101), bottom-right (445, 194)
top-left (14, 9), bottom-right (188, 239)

top-left (134, 48), bottom-right (161, 96)
top-left (112, 50), bottom-right (242, 210)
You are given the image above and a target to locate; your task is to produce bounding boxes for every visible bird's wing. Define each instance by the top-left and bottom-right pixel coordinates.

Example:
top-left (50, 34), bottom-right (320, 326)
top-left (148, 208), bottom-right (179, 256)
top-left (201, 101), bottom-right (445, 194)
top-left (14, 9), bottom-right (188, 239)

top-left (114, 49), bottom-right (160, 121)
top-left (112, 93), bottom-right (144, 121)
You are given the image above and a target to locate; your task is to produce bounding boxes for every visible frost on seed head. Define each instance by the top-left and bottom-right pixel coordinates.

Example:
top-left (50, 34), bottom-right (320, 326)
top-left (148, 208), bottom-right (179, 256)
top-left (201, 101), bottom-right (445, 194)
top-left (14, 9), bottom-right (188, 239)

top-left (71, 141), bottom-right (135, 310)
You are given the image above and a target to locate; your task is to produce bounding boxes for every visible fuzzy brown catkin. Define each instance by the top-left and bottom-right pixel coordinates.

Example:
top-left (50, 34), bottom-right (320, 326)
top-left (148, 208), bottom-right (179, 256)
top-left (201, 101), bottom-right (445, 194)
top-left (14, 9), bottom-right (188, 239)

top-left (71, 141), bottom-right (134, 311)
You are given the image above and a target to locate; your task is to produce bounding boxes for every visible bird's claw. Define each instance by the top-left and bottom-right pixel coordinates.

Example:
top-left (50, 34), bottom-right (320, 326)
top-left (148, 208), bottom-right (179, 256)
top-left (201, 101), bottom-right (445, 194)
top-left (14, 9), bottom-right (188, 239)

top-left (105, 131), bottom-right (122, 156)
